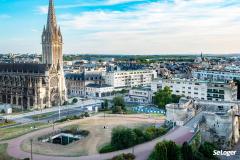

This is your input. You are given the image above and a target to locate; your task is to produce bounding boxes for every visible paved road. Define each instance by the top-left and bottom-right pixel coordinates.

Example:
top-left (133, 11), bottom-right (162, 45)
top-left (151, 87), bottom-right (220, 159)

top-left (1, 118), bottom-right (194, 160)
top-left (2, 99), bottom-right (102, 122)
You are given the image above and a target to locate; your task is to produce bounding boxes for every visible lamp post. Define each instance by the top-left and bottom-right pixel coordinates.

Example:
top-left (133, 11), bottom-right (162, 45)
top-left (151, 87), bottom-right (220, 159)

top-left (30, 139), bottom-right (33, 160)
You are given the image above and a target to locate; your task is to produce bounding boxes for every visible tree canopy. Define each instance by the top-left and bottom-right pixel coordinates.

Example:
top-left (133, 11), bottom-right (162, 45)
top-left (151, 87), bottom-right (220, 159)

top-left (153, 86), bottom-right (181, 109)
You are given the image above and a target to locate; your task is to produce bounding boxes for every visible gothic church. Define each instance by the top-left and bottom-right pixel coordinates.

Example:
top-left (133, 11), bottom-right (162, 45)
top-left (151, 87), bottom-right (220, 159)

top-left (0, 0), bottom-right (66, 109)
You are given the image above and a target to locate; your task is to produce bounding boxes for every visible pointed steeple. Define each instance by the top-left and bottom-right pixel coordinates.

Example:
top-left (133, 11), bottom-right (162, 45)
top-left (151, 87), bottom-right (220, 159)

top-left (42, 0), bottom-right (63, 67)
top-left (47, 0), bottom-right (57, 30)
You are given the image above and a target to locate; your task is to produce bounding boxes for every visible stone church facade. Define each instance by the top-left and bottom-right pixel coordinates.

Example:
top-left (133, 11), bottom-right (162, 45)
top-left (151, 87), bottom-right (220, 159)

top-left (0, 0), bottom-right (66, 110)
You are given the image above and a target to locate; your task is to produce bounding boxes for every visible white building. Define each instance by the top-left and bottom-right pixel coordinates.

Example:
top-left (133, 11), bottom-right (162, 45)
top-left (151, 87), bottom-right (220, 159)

top-left (152, 78), bottom-right (237, 102)
top-left (125, 88), bottom-right (152, 104)
top-left (105, 70), bottom-right (157, 89)
top-left (193, 70), bottom-right (240, 81)
top-left (85, 84), bottom-right (114, 98)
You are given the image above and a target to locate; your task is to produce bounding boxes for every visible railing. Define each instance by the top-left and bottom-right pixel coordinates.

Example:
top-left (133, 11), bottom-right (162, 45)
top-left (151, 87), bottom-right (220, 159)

top-left (188, 128), bottom-right (200, 144)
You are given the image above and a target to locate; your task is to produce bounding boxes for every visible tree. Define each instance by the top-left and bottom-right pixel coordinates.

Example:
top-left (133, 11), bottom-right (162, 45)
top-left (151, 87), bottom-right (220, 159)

top-left (112, 96), bottom-right (125, 113)
top-left (63, 101), bottom-right (69, 105)
top-left (72, 98), bottom-right (78, 104)
top-left (150, 141), bottom-right (168, 160)
top-left (165, 141), bottom-right (181, 160)
top-left (172, 94), bottom-right (181, 103)
top-left (104, 99), bottom-right (108, 110)
top-left (1, 109), bottom-right (5, 114)
top-left (111, 127), bottom-right (137, 149)
top-left (198, 142), bottom-right (218, 160)
top-left (181, 142), bottom-right (194, 160)
top-left (153, 86), bottom-right (173, 108)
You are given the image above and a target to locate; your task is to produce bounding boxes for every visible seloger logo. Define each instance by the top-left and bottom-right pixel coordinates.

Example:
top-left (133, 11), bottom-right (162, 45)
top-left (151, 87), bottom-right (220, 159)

top-left (213, 150), bottom-right (237, 157)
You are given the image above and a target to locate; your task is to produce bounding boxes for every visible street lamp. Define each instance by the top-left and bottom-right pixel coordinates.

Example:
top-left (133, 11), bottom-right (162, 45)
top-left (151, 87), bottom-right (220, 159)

top-left (30, 139), bottom-right (33, 160)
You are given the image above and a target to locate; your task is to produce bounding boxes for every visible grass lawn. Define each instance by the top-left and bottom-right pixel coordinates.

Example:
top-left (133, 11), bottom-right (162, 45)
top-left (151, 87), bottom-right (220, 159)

top-left (0, 120), bottom-right (16, 127)
top-left (0, 122), bottom-right (50, 141)
top-left (31, 112), bottom-right (55, 120)
top-left (0, 143), bottom-right (17, 160)
top-left (21, 115), bottom-right (159, 157)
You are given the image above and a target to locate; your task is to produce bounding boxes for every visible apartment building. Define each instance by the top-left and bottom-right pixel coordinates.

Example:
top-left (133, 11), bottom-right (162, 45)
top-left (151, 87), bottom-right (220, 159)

top-left (85, 84), bottom-right (114, 98)
top-left (193, 70), bottom-right (240, 81)
top-left (105, 70), bottom-right (157, 88)
top-left (152, 78), bottom-right (237, 101)
top-left (125, 88), bottom-right (152, 104)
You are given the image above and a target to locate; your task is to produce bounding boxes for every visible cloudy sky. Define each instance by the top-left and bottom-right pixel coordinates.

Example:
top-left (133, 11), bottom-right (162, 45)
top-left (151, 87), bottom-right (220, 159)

top-left (0, 0), bottom-right (240, 55)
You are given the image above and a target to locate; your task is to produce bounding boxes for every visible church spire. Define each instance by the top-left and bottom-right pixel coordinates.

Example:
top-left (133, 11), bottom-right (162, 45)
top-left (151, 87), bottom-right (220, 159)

top-left (47, 0), bottom-right (57, 30)
top-left (42, 0), bottom-right (63, 67)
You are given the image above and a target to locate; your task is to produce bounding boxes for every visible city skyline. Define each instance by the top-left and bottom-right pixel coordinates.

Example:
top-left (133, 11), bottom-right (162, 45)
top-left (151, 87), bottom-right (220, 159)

top-left (0, 0), bottom-right (240, 55)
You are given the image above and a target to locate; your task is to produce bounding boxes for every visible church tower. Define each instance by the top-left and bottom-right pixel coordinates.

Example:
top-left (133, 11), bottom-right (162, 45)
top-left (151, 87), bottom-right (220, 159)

top-left (42, 0), bottom-right (67, 107)
top-left (42, 0), bottom-right (63, 67)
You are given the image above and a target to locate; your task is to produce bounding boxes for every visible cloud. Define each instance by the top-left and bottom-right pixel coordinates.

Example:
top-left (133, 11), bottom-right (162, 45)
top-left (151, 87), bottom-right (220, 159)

top-left (106, 0), bottom-right (143, 5)
top-left (36, 0), bottom-right (143, 14)
top-left (37, 6), bottom-right (48, 14)
top-left (31, 29), bottom-right (39, 32)
top-left (58, 0), bottom-right (240, 54)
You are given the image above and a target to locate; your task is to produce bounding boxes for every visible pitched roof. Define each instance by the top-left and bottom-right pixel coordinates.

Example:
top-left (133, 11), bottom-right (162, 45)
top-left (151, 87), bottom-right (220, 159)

top-left (0, 63), bottom-right (49, 74)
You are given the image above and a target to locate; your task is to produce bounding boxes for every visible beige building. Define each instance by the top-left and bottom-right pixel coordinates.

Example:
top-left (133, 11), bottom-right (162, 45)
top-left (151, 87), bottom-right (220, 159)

top-left (0, 0), bottom-right (66, 109)
top-left (105, 70), bottom-right (157, 89)
top-left (166, 98), bottom-right (240, 149)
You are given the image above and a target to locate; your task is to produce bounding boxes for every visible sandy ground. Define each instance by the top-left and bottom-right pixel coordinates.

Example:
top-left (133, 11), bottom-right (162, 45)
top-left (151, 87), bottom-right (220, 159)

top-left (21, 114), bottom-right (164, 156)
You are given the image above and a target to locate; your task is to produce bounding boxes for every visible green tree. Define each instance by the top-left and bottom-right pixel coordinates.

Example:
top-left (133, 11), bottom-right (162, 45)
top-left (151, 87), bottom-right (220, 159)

top-left (165, 141), bottom-right (181, 160)
top-left (150, 141), bottom-right (168, 160)
top-left (111, 127), bottom-right (137, 149)
top-left (112, 96), bottom-right (125, 113)
top-left (153, 87), bottom-right (182, 109)
top-left (198, 142), bottom-right (219, 160)
top-left (181, 142), bottom-right (194, 160)
top-left (72, 98), bottom-right (78, 104)
top-left (104, 99), bottom-right (108, 110)
top-left (153, 86), bottom-right (173, 108)
top-left (172, 94), bottom-right (181, 103)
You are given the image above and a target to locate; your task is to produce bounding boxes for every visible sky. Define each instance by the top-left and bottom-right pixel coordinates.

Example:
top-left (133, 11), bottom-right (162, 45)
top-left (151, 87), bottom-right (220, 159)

top-left (0, 0), bottom-right (240, 55)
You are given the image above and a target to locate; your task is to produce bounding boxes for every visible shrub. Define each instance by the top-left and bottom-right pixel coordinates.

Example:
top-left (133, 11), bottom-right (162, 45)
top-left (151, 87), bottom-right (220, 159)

top-left (112, 96), bottom-right (125, 113)
top-left (63, 101), bottom-right (69, 105)
top-left (111, 153), bottom-right (135, 160)
top-left (84, 112), bottom-right (90, 117)
top-left (99, 144), bottom-right (117, 153)
top-left (148, 141), bottom-right (180, 160)
top-left (1, 109), bottom-right (5, 114)
top-left (111, 127), bottom-right (137, 149)
top-left (99, 126), bottom-right (168, 154)
top-left (72, 98), bottom-right (78, 104)
top-left (198, 142), bottom-right (219, 160)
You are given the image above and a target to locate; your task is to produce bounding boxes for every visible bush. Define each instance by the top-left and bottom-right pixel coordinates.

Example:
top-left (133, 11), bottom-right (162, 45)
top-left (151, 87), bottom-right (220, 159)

top-left (99, 144), bottom-right (117, 153)
top-left (63, 101), bottom-right (69, 105)
top-left (84, 112), bottom-right (90, 117)
top-left (198, 142), bottom-right (219, 160)
top-left (72, 98), bottom-right (78, 104)
top-left (111, 153), bottom-right (135, 160)
top-left (111, 126), bottom-right (137, 149)
top-left (1, 109), bottom-right (5, 114)
top-left (112, 106), bottom-right (123, 114)
top-left (55, 114), bottom-right (85, 123)
top-left (148, 141), bottom-right (219, 160)
top-left (99, 125), bottom-right (168, 154)
top-left (112, 96), bottom-right (125, 113)
top-left (148, 141), bottom-right (181, 160)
